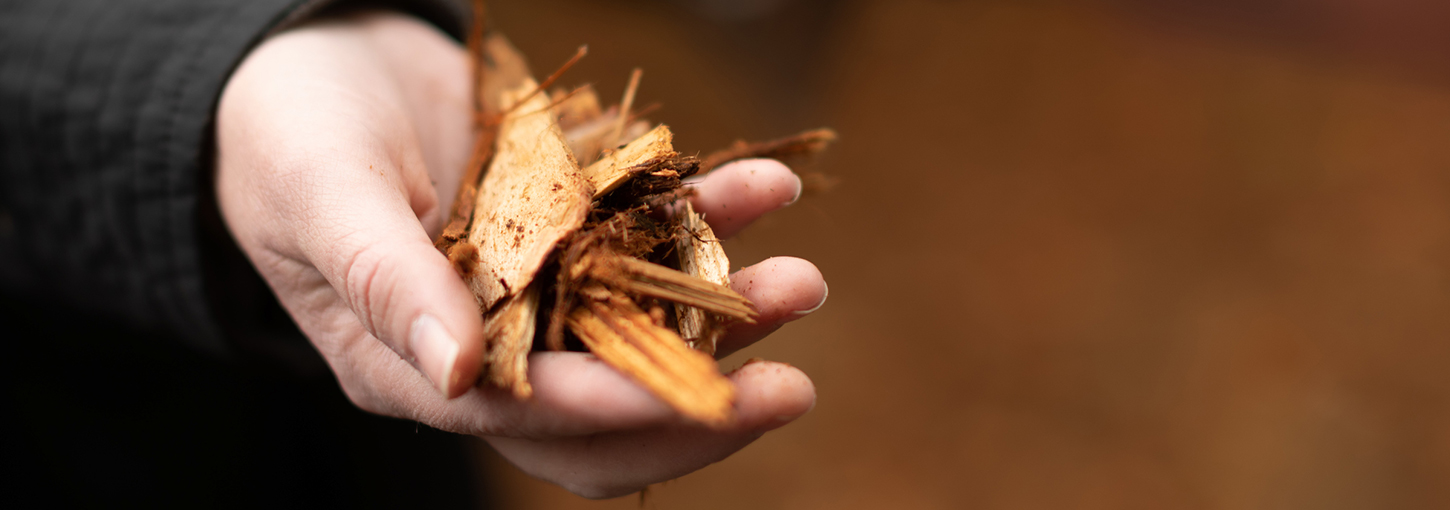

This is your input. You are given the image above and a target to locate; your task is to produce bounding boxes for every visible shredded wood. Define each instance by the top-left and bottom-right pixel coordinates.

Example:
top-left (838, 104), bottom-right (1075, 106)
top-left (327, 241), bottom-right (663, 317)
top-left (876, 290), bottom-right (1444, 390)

top-left (435, 4), bottom-right (833, 428)
top-left (582, 124), bottom-right (676, 199)
top-left (566, 285), bottom-right (734, 427)
top-left (674, 201), bottom-right (732, 354)
top-left (582, 253), bottom-right (756, 323)
top-left (481, 284), bottom-right (539, 398)
top-left (435, 32), bottom-right (534, 257)
top-left (478, 34), bottom-right (535, 117)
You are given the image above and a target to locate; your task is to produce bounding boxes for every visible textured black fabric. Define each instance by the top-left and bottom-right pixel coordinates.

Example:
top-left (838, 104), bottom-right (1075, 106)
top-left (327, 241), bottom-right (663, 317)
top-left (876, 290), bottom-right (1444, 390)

top-left (0, 0), bottom-right (468, 355)
top-left (0, 0), bottom-right (311, 355)
top-left (0, 1), bottom-right (491, 507)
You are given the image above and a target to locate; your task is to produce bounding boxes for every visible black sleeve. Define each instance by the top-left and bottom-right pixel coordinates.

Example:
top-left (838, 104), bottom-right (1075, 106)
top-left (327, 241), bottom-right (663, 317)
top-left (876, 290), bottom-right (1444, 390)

top-left (0, 0), bottom-right (468, 355)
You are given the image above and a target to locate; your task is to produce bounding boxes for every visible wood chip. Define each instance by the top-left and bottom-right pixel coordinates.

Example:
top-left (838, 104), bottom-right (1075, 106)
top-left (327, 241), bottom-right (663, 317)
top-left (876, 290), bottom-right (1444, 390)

top-left (674, 201), bottom-right (732, 354)
top-left (581, 124), bottom-right (676, 199)
top-left (582, 251), bottom-right (756, 323)
top-left (566, 285), bottom-right (735, 427)
top-left (481, 284), bottom-right (539, 398)
top-left (464, 79), bottom-right (591, 309)
top-left (442, 8), bottom-right (831, 423)
top-left (478, 34), bottom-right (534, 117)
top-left (434, 34), bottom-right (533, 257)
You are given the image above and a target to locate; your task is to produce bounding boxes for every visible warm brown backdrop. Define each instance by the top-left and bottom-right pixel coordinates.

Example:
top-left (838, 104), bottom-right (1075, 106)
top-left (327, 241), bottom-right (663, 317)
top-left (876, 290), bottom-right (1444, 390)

top-left (476, 0), bottom-right (1450, 508)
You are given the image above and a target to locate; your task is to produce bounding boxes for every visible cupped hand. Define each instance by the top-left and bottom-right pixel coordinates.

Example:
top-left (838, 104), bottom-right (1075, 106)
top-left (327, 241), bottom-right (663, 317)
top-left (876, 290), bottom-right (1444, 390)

top-left (215, 11), bottom-right (827, 499)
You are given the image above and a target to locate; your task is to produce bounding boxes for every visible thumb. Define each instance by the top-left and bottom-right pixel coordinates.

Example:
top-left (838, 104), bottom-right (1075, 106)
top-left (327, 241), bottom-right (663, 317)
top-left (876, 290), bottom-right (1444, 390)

top-left (298, 157), bottom-right (484, 399)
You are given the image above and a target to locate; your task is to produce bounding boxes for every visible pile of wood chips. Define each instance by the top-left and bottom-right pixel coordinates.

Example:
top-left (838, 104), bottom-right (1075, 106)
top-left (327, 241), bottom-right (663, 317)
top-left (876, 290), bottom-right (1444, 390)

top-left (434, 3), bottom-right (835, 428)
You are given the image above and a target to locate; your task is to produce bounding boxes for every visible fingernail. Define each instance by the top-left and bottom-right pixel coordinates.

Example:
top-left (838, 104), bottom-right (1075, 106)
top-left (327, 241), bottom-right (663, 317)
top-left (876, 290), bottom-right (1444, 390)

top-left (785, 173), bottom-right (803, 206)
top-left (792, 282), bottom-right (828, 316)
top-left (409, 314), bottom-right (460, 397)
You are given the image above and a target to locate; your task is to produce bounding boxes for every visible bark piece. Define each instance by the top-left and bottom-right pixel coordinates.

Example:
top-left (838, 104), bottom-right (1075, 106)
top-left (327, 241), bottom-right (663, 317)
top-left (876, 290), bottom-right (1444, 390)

top-left (580, 251), bottom-right (756, 323)
top-left (435, 33), bottom-right (534, 256)
top-left (464, 79), bottom-right (592, 309)
top-left (674, 201), bottom-right (732, 354)
top-left (481, 284), bottom-right (539, 398)
top-left (699, 127), bottom-right (838, 173)
top-left (581, 124), bottom-right (676, 199)
top-left (566, 285), bottom-right (735, 427)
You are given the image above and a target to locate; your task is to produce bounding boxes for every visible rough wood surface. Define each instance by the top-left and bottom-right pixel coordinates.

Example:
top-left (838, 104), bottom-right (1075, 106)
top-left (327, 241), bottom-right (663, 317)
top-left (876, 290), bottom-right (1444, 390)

top-left (566, 284), bottom-right (735, 427)
top-left (581, 124), bottom-right (675, 199)
top-left (481, 284), bottom-right (539, 398)
top-left (434, 34), bottom-right (533, 257)
top-left (582, 252), bottom-right (756, 323)
top-left (674, 201), bottom-right (732, 354)
top-left (464, 79), bottom-right (592, 310)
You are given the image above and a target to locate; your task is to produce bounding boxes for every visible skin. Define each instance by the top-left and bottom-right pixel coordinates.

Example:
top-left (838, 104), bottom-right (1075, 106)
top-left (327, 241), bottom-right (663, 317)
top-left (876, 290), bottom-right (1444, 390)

top-left (215, 11), bottom-right (827, 499)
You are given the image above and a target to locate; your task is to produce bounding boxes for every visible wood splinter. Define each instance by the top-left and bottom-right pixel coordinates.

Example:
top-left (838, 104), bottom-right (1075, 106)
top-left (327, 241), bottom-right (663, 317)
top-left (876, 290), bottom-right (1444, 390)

top-left (566, 284), bottom-right (734, 427)
top-left (674, 201), bottom-right (734, 355)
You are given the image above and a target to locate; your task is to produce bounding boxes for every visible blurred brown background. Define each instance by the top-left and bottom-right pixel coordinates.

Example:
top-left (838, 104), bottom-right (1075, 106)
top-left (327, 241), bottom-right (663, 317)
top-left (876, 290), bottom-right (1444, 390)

top-left (480, 0), bottom-right (1450, 508)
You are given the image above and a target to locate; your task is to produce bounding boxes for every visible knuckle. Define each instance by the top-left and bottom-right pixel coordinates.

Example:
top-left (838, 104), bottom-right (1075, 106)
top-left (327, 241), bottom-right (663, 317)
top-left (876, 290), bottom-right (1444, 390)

top-left (341, 242), bottom-right (395, 338)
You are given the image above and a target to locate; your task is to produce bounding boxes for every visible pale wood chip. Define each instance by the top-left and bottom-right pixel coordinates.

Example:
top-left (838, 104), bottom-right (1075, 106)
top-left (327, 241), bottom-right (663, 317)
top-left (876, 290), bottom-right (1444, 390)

top-left (580, 124), bottom-right (675, 199)
top-left (674, 201), bottom-right (733, 354)
top-left (482, 284), bottom-right (539, 399)
top-left (435, 33), bottom-right (534, 256)
top-left (601, 256), bottom-right (757, 322)
top-left (445, 17), bottom-right (829, 424)
top-left (464, 79), bottom-right (592, 309)
top-left (566, 286), bottom-right (735, 427)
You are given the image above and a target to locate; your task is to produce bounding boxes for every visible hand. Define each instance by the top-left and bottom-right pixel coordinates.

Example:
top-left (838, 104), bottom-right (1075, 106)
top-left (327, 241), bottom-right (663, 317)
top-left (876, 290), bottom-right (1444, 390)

top-left (215, 11), bottom-right (827, 499)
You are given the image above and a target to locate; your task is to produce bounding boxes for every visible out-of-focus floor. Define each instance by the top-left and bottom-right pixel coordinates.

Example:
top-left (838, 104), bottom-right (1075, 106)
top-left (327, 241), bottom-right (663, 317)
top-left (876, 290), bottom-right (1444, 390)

top-left (481, 0), bottom-right (1450, 508)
